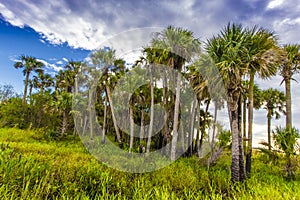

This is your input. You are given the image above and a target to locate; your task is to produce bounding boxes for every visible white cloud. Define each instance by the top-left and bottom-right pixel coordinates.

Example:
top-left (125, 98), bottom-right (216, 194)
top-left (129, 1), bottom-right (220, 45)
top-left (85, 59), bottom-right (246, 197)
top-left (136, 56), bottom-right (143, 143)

top-left (1, 0), bottom-right (300, 147)
top-left (266, 0), bottom-right (284, 10)
top-left (37, 59), bottom-right (63, 72)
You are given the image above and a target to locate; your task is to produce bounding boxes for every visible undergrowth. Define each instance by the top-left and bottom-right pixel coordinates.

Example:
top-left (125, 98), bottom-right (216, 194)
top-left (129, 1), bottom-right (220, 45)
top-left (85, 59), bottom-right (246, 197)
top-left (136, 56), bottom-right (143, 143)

top-left (0, 128), bottom-right (299, 199)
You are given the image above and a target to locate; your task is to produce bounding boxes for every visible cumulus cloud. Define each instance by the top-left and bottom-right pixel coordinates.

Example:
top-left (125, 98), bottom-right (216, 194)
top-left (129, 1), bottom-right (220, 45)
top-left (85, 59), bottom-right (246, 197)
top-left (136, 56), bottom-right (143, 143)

top-left (1, 0), bottom-right (300, 146)
top-left (1, 0), bottom-right (299, 49)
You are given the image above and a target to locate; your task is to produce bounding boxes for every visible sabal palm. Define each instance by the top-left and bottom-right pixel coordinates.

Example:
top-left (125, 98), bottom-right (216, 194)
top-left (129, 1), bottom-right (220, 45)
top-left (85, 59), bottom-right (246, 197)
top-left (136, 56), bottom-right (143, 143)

top-left (33, 72), bottom-right (54, 94)
top-left (206, 23), bottom-right (248, 182)
top-left (90, 48), bottom-right (123, 148)
top-left (151, 26), bottom-right (201, 161)
top-left (244, 27), bottom-right (283, 175)
top-left (14, 55), bottom-right (44, 102)
top-left (262, 88), bottom-right (286, 151)
top-left (280, 44), bottom-right (300, 128)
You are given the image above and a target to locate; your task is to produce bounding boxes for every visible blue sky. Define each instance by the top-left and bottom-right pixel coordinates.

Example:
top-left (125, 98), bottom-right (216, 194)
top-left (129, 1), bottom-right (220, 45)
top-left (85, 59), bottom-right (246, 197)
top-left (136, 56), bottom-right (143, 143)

top-left (0, 0), bottom-right (300, 145)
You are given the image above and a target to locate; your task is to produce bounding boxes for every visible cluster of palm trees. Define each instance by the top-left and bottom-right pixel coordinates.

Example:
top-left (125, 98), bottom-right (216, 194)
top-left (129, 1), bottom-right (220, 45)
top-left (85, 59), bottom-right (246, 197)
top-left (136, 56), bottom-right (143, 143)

top-left (9, 23), bottom-right (300, 182)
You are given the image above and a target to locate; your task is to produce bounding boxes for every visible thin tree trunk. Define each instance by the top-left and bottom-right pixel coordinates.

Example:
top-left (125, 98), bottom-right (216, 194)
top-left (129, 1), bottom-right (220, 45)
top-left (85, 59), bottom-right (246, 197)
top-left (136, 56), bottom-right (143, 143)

top-left (246, 73), bottom-right (254, 175)
top-left (129, 104), bottom-right (134, 154)
top-left (285, 78), bottom-right (292, 128)
top-left (82, 115), bottom-right (88, 136)
top-left (101, 94), bottom-right (108, 144)
top-left (88, 89), bottom-right (94, 140)
top-left (139, 108), bottom-right (145, 148)
top-left (73, 76), bottom-right (79, 136)
top-left (211, 102), bottom-right (218, 156)
top-left (195, 103), bottom-right (201, 154)
top-left (198, 100), bottom-right (210, 158)
top-left (23, 72), bottom-right (30, 103)
top-left (171, 72), bottom-right (181, 161)
top-left (106, 85), bottom-right (123, 148)
top-left (163, 70), bottom-right (170, 156)
top-left (267, 110), bottom-right (271, 151)
top-left (243, 96), bottom-right (247, 155)
top-left (146, 65), bottom-right (154, 155)
top-left (189, 96), bottom-right (197, 156)
top-left (180, 122), bottom-right (185, 155)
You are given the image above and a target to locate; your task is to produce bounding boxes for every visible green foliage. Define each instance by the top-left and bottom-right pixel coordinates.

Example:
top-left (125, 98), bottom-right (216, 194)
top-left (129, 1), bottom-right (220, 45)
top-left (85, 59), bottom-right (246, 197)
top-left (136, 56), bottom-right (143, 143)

top-left (0, 97), bottom-right (28, 128)
top-left (273, 126), bottom-right (300, 179)
top-left (217, 130), bottom-right (232, 148)
top-left (273, 126), bottom-right (300, 157)
top-left (0, 128), bottom-right (299, 199)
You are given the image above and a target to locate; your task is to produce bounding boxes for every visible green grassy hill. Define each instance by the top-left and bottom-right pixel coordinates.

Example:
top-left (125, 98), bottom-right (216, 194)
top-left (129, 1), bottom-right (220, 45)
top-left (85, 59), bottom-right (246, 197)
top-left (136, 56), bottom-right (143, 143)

top-left (0, 128), bottom-right (299, 199)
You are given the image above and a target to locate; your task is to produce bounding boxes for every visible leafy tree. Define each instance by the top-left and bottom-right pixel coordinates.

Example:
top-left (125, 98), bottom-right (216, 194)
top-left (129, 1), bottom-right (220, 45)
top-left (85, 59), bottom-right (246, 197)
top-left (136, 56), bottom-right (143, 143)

top-left (0, 97), bottom-right (28, 128)
top-left (0, 84), bottom-right (15, 103)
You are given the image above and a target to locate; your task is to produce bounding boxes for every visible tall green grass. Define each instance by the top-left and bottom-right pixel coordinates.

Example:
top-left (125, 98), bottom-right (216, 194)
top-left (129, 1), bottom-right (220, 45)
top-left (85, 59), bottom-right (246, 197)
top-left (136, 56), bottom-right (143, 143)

top-left (0, 128), bottom-right (299, 199)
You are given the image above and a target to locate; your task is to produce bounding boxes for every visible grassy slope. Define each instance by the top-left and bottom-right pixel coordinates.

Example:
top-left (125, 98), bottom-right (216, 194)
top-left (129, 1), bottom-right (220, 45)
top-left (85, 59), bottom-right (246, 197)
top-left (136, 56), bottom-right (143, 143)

top-left (0, 128), bottom-right (299, 200)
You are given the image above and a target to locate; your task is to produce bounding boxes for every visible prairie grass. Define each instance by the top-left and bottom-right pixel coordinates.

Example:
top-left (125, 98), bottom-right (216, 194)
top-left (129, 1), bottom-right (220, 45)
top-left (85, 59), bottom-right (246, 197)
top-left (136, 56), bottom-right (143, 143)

top-left (0, 128), bottom-right (299, 199)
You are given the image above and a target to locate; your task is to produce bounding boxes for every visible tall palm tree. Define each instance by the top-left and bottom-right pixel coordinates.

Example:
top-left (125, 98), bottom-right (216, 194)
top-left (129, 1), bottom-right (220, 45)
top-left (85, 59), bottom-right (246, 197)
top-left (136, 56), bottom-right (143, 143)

top-left (90, 48), bottom-right (124, 148)
top-left (280, 44), bottom-right (300, 128)
top-left (244, 27), bottom-right (283, 175)
top-left (14, 55), bottom-right (44, 102)
top-left (151, 26), bottom-right (201, 161)
top-left (206, 23), bottom-right (248, 182)
top-left (262, 88), bottom-right (286, 150)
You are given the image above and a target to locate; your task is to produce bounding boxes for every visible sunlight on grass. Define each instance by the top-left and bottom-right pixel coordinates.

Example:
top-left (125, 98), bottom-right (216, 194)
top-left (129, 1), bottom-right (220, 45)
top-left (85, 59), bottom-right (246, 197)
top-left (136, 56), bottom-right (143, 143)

top-left (0, 128), bottom-right (299, 199)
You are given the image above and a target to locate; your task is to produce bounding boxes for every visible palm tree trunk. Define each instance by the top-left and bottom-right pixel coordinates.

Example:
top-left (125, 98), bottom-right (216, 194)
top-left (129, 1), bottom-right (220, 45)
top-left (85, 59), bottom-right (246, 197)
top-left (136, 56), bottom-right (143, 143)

top-left (188, 96), bottom-right (197, 156)
top-left (163, 70), bottom-right (170, 156)
top-left (198, 100), bottom-right (210, 157)
top-left (106, 85), bottom-right (123, 148)
top-left (73, 76), bottom-right (79, 136)
top-left (243, 96), bottom-right (247, 155)
top-left (267, 109), bottom-right (272, 151)
top-left (139, 108), bottom-right (145, 146)
top-left (129, 104), bottom-right (134, 154)
top-left (246, 73), bottom-right (254, 175)
top-left (171, 72), bottom-right (181, 161)
top-left (23, 72), bottom-right (30, 103)
top-left (211, 102), bottom-right (218, 156)
top-left (88, 89), bottom-right (94, 140)
top-left (285, 78), bottom-right (292, 128)
top-left (146, 65), bottom-right (154, 155)
top-left (228, 92), bottom-right (246, 182)
top-left (101, 94), bottom-right (107, 144)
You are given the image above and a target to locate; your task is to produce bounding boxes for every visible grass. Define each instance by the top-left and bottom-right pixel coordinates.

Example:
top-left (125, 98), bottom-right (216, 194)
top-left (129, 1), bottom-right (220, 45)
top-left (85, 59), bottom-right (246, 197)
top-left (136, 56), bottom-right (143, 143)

top-left (0, 127), bottom-right (299, 199)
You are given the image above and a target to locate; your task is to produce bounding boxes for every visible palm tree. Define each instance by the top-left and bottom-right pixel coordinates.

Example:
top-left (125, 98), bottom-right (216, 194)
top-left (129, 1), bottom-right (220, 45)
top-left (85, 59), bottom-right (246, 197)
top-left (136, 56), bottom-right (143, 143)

top-left (14, 55), bottom-right (44, 102)
top-left (206, 23), bottom-right (248, 182)
top-left (280, 44), bottom-right (300, 128)
top-left (244, 27), bottom-right (283, 175)
top-left (90, 48), bottom-right (124, 148)
top-left (33, 72), bottom-right (54, 94)
top-left (262, 88), bottom-right (286, 151)
top-left (273, 126), bottom-right (300, 180)
top-left (151, 26), bottom-right (201, 161)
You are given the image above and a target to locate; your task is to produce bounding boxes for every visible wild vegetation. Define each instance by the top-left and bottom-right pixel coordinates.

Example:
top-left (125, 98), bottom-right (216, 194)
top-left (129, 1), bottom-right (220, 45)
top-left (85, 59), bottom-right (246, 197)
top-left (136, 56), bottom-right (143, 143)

top-left (0, 23), bottom-right (300, 199)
